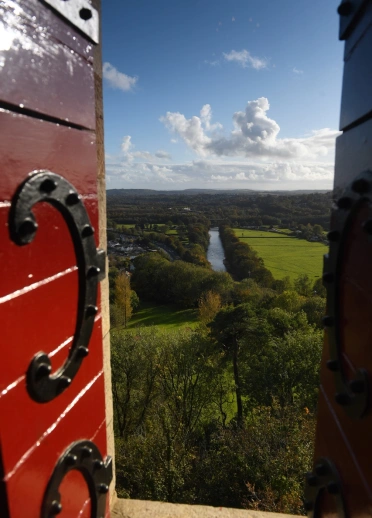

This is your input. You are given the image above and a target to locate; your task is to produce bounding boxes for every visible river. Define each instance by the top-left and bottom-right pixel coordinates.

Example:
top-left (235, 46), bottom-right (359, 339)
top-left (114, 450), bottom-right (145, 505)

top-left (207, 228), bottom-right (226, 272)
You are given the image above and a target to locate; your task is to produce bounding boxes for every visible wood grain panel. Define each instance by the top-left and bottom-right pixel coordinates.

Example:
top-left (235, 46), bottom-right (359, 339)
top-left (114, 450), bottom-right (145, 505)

top-left (0, 110), bottom-right (98, 200)
top-left (4, 375), bottom-right (107, 518)
top-left (0, 0), bottom-right (95, 128)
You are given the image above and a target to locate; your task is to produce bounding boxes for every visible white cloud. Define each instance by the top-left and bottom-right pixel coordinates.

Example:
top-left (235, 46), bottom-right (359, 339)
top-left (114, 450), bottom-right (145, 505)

top-left (204, 59), bottom-right (220, 67)
top-left (121, 135), bottom-right (133, 153)
top-left (105, 156), bottom-right (334, 190)
top-left (160, 106), bottom-right (214, 157)
top-left (232, 16), bottom-right (235, 22)
top-left (161, 97), bottom-right (339, 161)
top-left (103, 62), bottom-right (138, 92)
top-left (155, 150), bottom-right (172, 159)
top-left (223, 49), bottom-right (268, 70)
top-left (120, 136), bottom-right (171, 163)
top-left (293, 67), bottom-right (304, 74)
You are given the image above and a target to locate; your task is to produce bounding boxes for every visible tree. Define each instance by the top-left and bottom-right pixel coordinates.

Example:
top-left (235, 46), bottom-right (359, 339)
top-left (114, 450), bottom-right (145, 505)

top-left (198, 291), bottom-right (221, 325)
top-left (294, 274), bottom-right (313, 297)
top-left (112, 272), bottom-right (133, 328)
top-left (210, 304), bottom-right (254, 426)
top-left (301, 296), bottom-right (325, 328)
top-left (313, 277), bottom-right (326, 298)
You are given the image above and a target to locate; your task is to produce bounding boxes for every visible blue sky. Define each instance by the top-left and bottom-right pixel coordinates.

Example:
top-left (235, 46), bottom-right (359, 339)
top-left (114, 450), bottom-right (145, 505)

top-left (102, 0), bottom-right (343, 190)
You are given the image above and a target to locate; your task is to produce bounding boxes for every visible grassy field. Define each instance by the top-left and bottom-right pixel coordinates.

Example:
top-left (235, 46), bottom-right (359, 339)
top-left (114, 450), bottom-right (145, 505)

top-left (126, 301), bottom-right (198, 330)
top-left (233, 228), bottom-right (326, 282)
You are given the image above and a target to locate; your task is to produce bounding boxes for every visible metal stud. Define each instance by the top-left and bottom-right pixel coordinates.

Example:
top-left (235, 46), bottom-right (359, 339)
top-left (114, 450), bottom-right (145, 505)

top-left (66, 454), bottom-right (78, 466)
top-left (335, 392), bottom-right (350, 405)
top-left (315, 463), bottom-right (327, 476)
top-left (36, 363), bottom-right (52, 377)
top-left (65, 192), bottom-right (80, 206)
top-left (94, 459), bottom-right (104, 469)
top-left (50, 500), bottom-right (62, 515)
top-left (337, 197), bottom-right (353, 210)
top-left (87, 266), bottom-right (100, 278)
top-left (59, 376), bottom-right (71, 389)
top-left (306, 472), bottom-right (317, 487)
top-left (79, 7), bottom-right (93, 20)
top-left (82, 224), bottom-right (94, 238)
top-left (81, 446), bottom-right (93, 457)
top-left (326, 359), bottom-right (339, 372)
top-left (322, 315), bottom-right (334, 327)
top-left (362, 219), bottom-right (372, 234)
top-left (337, 1), bottom-right (352, 16)
top-left (322, 272), bottom-right (334, 283)
top-left (86, 305), bottom-right (98, 317)
top-left (327, 481), bottom-right (339, 494)
top-left (327, 230), bottom-right (340, 242)
top-left (77, 346), bottom-right (89, 358)
top-left (98, 483), bottom-right (109, 494)
top-left (352, 178), bottom-right (370, 194)
top-left (349, 379), bottom-right (365, 394)
top-left (40, 178), bottom-right (57, 194)
top-left (19, 218), bottom-right (38, 238)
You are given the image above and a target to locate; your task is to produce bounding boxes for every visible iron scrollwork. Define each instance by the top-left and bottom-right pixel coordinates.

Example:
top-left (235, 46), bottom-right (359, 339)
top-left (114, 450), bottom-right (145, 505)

top-left (42, 440), bottom-right (112, 518)
top-left (304, 457), bottom-right (347, 518)
top-left (322, 170), bottom-right (371, 419)
top-left (9, 171), bottom-right (105, 403)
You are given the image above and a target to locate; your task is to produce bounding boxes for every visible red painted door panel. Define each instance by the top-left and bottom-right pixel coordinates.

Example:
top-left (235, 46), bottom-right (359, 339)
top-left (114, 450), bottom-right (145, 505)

top-left (1, 0), bottom-right (111, 516)
top-left (306, 3), bottom-right (372, 517)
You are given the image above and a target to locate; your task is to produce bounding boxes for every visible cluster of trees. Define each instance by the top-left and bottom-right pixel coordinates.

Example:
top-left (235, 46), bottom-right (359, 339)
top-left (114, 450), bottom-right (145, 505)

top-left (107, 190), bottom-right (331, 230)
top-left (111, 274), bottom-right (324, 513)
top-left (294, 223), bottom-right (325, 242)
top-left (131, 253), bottom-right (232, 308)
top-left (220, 225), bottom-right (274, 286)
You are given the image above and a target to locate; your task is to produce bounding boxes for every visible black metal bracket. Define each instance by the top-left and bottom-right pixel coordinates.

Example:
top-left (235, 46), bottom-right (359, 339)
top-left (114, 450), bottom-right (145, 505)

top-left (42, 440), bottom-right (112, 518)
top-left (304, 457), bottom-right (347, 518)
top-left (323, 170), bottom-right (371, 419)
top-left (9, 171), bottom-right (106, 403)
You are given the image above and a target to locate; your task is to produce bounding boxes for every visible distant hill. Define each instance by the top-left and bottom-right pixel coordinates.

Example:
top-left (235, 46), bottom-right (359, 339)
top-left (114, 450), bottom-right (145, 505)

top-left (106, 188), bottom-right (329, 197)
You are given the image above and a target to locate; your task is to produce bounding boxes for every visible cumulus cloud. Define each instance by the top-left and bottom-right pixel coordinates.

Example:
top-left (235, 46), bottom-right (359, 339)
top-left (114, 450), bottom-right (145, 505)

top-left (120, 136), bottom-right (171, 163)
top-left (161, 97), bottom-right (339, 161)
top-left (107, 98), bottom-right (338, 190)
top-left (160, 107), bottom-right (213, 156)
top-left (223, 49), bottom-right (268, 70)
top-left (103, 62), bottom-right (138, 92)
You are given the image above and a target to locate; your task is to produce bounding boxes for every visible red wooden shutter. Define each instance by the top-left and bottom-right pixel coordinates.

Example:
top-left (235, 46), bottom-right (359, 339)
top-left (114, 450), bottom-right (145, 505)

top-left (0, 1), bottom-right (112, 516)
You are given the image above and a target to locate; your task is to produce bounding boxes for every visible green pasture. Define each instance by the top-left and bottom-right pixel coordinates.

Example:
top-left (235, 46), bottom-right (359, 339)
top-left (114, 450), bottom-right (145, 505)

top-left (116, 223), bottom-right (136, 230)
top-left (126, 302), bottom-right (198, 330)
top-left (233, 228), bottom-right (326, 282)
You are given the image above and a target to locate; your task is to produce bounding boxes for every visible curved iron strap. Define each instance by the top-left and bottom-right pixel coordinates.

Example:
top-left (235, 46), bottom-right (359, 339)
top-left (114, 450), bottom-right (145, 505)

top-left (9, 171), bottom-right (105, 403)
top-left (304, 457), bottom-right (347, 518)
top-left (42, 440), bottom-right (112, 518)
top-left (323, 170), bottom-right (371, 419)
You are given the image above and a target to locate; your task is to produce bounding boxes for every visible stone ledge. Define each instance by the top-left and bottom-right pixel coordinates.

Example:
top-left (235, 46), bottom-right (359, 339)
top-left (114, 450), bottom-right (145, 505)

top-left (113, 499), bottom-right (296, 518)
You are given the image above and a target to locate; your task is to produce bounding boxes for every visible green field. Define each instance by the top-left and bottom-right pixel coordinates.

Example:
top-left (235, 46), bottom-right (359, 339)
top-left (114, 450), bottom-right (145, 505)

top-left (233, 228), bottom-right (327, 282)
top-left (126, 302), bottom-right (198, 330)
